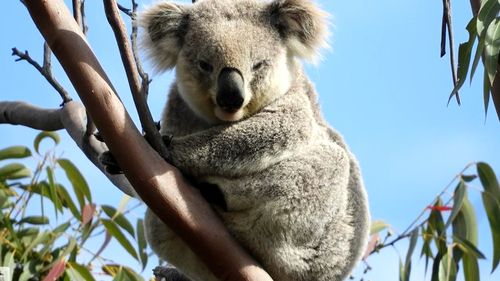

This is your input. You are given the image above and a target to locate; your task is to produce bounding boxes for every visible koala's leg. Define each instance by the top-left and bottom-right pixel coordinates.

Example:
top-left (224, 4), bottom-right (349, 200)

top-left (144, 209), bottom-right (219, 281)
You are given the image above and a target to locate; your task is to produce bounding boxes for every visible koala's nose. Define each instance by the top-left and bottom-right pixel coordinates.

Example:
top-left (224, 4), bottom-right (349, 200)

top-left (216, 68), bottom-right (244, 112)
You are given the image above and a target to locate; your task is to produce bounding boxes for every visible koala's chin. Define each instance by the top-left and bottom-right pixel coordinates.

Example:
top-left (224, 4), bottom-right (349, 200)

top-left (214, 107), bottom-right (246, 122)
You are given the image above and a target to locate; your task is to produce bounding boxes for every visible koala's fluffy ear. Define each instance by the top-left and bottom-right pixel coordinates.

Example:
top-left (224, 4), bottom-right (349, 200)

top-left (139, 1), bottom-right (189, 71)
top-left (268, 0), bottom-right (329, 61)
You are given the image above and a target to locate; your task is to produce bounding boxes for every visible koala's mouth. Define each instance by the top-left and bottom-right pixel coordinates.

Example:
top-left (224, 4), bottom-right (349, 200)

top-left (214, 107), bottom-right (245, 122)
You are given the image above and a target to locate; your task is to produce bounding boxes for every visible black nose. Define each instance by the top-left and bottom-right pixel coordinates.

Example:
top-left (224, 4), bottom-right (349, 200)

top-left (217, 68), bottom-right (244, 112)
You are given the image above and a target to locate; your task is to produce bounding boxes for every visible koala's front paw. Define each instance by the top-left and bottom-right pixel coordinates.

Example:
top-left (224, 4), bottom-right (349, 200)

top-left (99, 150), bottom-right (123, 174)
top-left (153, 266), bottom-right (192, 281)
top-left (95, 132), bottom-right (123, 174)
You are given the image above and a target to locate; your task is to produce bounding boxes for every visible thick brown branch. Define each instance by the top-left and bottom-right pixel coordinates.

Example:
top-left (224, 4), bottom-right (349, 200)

top-left (0, 101), bottom-right (63, 130)
top-left (23, 1), bottom-right (272, 280)
top-left (103, 0), bottom-right (168, 160)
top-left (11, 47), bottom-right (72, 104)
top-left (470, 0), bottom-right (500, 121)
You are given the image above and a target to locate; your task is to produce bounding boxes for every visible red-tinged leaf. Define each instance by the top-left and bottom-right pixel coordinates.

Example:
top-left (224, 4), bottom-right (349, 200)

top-left (427, 205), bottom-right (453, 212)
top-left (90, 232), bottom-right (112, 264)
top-left (81, 204), bottom-right (96, 227)
top-left (42, 259), bottom-right (66, 281)
top-left (363, 233), bottom-right (379, 260)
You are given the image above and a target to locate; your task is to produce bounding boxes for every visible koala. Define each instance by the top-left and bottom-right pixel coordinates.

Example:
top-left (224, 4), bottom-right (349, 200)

top-left (139, 0), bottom-right (370, 280)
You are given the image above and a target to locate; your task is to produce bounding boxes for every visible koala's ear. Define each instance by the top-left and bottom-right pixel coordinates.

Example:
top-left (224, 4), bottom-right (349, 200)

top-left (139, 1), bottom-right (190, 71)
top-left (268, 0), bottom-right (329, 61)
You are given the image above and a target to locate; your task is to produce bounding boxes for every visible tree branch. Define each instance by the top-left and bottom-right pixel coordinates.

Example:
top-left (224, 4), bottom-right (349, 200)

top-left (11, 47), bottom-right (72, 104)
top-left (0, 101), bottom-right (136, 196)
top-left (22, 1), bottom-right (272, 280)
top-left (0, 101), bottom-right (63, 130)
top-left (103, 0), bottom-right (168, 160)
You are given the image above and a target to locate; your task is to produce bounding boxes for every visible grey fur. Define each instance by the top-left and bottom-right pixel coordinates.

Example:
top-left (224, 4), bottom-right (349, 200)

top-left (140, 0), bottom-right (369, 280)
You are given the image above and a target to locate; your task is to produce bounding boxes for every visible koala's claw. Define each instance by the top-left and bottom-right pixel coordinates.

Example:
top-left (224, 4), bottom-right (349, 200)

top-left (162, 134), bottom-right (174, 146)
top-left (99, 151), bottom-right (123, 174)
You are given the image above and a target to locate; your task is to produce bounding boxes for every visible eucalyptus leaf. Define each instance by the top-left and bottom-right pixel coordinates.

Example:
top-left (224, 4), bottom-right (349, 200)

top-left (481, 191), bottom-right (500, 272)
top-left (0, 146), bottom-right (31, 161)
top-left (57, 158), bottom-right (92, 208)
top-left (101, 205), bottom-right (135, 237)
top-left (102, 219), bottom-right (138, 260)
top-left (33, 131), bottom-right (60, 154)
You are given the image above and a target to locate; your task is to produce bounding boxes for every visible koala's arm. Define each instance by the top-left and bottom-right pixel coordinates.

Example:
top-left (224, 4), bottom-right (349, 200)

top-left (167, 93), bottom-right (314, 176)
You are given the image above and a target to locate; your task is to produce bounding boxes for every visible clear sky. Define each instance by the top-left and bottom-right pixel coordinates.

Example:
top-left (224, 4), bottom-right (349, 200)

top-left (1, 0), bottom-right (500, 280)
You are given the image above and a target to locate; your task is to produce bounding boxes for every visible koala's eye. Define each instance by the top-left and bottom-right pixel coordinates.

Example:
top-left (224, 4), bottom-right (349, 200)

top-left (198, 60), bottom-right (214, 73)
top-left (252, 60), bottom-right (268, 72)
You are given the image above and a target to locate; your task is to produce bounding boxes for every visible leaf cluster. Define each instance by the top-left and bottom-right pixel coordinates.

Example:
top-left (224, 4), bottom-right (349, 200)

top-left (451, 0), bottom-right (500, 117)
top-left (365, 162), bottom-right (500, 281)
top-left (0, 132), bottom-right (148, 281)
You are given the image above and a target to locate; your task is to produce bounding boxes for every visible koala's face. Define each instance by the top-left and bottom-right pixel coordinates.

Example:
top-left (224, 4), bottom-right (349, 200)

top-left (141, 0), bottom-right (328, 123)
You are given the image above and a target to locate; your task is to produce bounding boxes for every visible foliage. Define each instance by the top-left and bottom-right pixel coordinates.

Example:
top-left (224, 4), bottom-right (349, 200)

top-left (451, 0), bottom-right (500, 117)
top-left (363, 162), bottom-right (500, 281)
top-left (0, 132), bottom-right (148, 281)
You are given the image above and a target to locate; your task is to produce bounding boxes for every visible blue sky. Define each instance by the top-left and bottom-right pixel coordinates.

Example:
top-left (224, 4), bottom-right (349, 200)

top-left (1, 0), bottom-right (500, 280)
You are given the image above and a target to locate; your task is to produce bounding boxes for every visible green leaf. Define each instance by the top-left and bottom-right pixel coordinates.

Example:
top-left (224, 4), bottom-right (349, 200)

top-left (46, 166), bottom-right (62, 215)
top-left (484, 67), bottom-right (492, 117)
top-left (67, 262), bottom-right (96, 281)
top-left (454, 235), bottom-right (486, 259)
top-left (102, 219), bottom-right (138, 260)
top-left (477, 162), bottom-right (500, 199)
top-left (17, 216), bottom-right (49, 225)
top-left (484, 18), bottom-right (500, 85)
top-left (445, 181), bottom-right (466, 230)
top-left (112, 266), bottom-right (145, 281)
top-left (450, 18), bottom-right (477, 102)
top-left (461, 174), bottom-right (477, 183)
top-left (101, 205), bottom-right (135, 237)
top-left (401, 229), bottom-right (418, 281)
top-left (439, 246), bottom-right (458, 281)
top-left (57, 159), bottom-right (92, 208)
top-left (136, 218), bottom-right (148, 270)
top-left (463, 252), bottom-right (480, 281)
top-left (0, 163), bottom-right (31, 180)
top-left (0, 146), bottom-right (31, 161)
top-left (58, 237), bottom-right (77, 261)
top-left (477, 0), bottom-right (500, 37)
top-left (53, 221), bottom-right (72, 234)
top-left (431, 252), bottom-right (444, 281)
top-left (369, 220), bottom-right (390, 235)
top-left (470, 31), bottom-right (487, 82)
top-left (33, 131), bottom-right (60, 154)
top-left (57, 184), bottom-right (81, 220)
top-left (481, 191), bottom-right (500, 272)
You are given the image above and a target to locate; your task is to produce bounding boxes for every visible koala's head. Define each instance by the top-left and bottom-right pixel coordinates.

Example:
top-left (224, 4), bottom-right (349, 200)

top-left (140, 0), bottom-right (328, 123)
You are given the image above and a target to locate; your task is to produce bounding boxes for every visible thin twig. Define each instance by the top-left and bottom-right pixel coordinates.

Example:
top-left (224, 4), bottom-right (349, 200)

top-left (130, 0), bottom-right (151, 97)
top-left (11, 47), bottom-right (72, 104)
top-left (103, 0), bottom-right (169, 160)
top-left (117, 3), bottom-right (132, 17)
top-left (368, 162), bottom-right (476, 256)
top-left (441, 0), bottom-right (460, 105)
